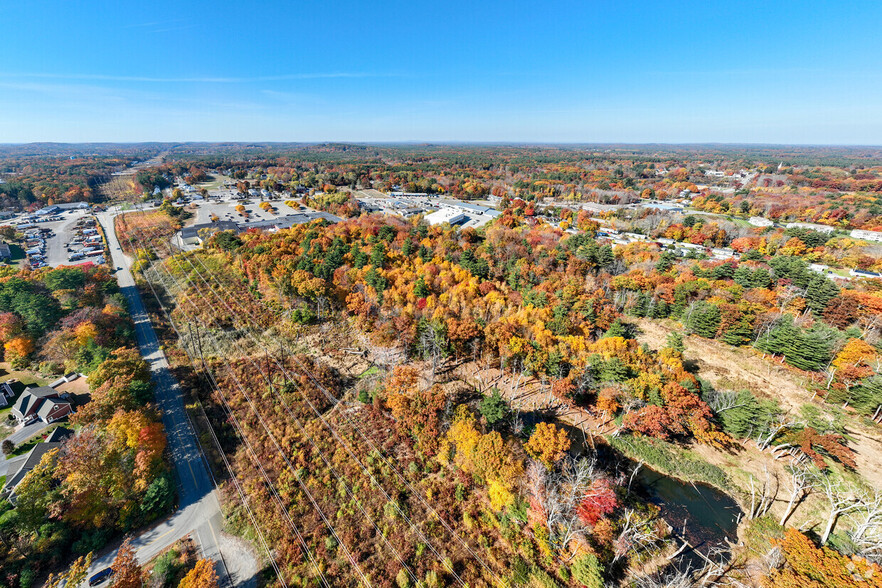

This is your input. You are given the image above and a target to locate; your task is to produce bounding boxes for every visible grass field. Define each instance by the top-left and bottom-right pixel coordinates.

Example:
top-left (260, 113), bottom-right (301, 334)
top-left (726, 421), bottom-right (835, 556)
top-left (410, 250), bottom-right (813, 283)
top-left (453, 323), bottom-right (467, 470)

top-left (195, 174), bottom-right (232, 191)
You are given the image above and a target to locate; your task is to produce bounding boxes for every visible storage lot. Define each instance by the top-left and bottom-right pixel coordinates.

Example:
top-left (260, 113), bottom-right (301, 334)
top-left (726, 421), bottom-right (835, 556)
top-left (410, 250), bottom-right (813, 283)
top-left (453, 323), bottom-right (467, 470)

top-left (9, 210), bottom-right (102, 268)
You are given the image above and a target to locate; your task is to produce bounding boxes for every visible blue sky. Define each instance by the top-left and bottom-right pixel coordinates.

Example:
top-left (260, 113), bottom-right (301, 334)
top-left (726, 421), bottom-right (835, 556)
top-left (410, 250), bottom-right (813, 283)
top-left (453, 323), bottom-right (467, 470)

top-left (1, 0), bottom-right (880, 143)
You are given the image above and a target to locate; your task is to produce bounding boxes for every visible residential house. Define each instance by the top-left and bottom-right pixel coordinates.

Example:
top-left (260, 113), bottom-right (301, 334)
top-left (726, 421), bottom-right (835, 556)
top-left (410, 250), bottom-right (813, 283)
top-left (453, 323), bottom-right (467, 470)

top-left (0, 381), bottom-right (13, 407)
top-left (2, 440), bottom-right (68, 504)
top-left (10, 386), bottom-right (72, 425)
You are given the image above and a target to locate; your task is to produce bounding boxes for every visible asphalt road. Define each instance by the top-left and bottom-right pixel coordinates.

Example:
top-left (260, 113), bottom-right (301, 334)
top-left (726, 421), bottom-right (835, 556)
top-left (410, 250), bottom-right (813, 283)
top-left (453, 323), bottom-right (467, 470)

top-left (78, 212), bottom-right (230, 585)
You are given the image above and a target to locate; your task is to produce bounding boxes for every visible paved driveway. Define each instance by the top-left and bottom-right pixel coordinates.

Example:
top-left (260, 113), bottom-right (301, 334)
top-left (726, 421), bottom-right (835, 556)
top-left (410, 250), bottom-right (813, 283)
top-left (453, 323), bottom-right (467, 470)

top-left (3, 419), bottom-right (52, 446)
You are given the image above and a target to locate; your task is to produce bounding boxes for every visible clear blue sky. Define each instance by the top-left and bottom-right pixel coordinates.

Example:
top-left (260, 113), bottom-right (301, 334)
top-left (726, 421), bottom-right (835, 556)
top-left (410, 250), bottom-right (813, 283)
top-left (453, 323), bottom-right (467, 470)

top-left (1, 0), bottom-right (880, 144)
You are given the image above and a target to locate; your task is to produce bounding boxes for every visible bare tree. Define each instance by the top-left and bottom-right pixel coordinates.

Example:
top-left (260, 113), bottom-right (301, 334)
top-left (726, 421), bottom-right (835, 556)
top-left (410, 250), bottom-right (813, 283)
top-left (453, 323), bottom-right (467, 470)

top-left (632, 567), bottom-right (695, 588)
top-left (526, 457), bottom-right (603, 558)
top-left (704, 389), bottom-right (747, 414)
top-left (419, 324), bottom-right (445, 383)
top-left (849, 490), bottom-right (882, 563)
top-left (756, 418), bottom-right (796, 452)
top-left (747, 465), bottom-right (778, 520)
top-left (779, 464), bottom-right (818, 527)
top-left (614, 509), bottom-right (665, 565)
top-left (819, 477), bottom-right (864, 545)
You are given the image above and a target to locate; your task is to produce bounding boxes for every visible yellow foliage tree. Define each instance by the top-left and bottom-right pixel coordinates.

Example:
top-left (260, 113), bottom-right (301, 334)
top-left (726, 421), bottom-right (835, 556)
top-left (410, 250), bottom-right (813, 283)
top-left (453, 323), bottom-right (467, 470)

top-left (524, 422), bottom-right (570, 468)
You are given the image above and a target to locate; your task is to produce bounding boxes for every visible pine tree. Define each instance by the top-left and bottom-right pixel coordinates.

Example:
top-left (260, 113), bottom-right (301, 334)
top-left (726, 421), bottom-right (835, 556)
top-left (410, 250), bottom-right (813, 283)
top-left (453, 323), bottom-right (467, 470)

top-left (603, 319), bottom-right (629, 339)
top-left (370, 241), bottom-right (387, 268)
top-left (733, 266), bottom-right (753, 287)
top-left (479, 389), bottom-right (510, 426)
top-left (722, 317), bottom-right (753, 346)
top-left (686, 302), bottom-right (721, 339)
top-left (413, 276), bottom-right (430, 297)
top-left (804, 274), bottom-right (839, 315)
top-left (666, 331), bottom-right (685, 353)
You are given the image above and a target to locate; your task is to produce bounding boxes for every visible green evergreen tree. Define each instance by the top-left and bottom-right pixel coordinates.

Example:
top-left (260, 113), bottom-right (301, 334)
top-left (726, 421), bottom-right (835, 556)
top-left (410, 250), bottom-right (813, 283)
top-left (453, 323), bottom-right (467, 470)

top-left (804, 274), bottom-right (839, 315)
top-left (418, 244), bottom-right (432, 263)
top-left (596, 245), bottom-right (615, 268)
top-left (750, 268), bottom-right (772, 288)
top-left (370, 242), bottom-right (387, 268)
top-left (655, 251), bottom-right (677, 272)
top-left (413, 276), bottom-right (430, 297)
top-left (603, 319), bottom-right (629, 339)
top-left (666, 331), bottom-right (685, 353)
top-left (685, 302), bottom-right (721, 339)
top-left (722, 317), bottom-right (753, 346)
top-left (733, 266), bottom-right (753, 288)
top-left (755, 317), bottom-right (835, 371)
top-left (479, 389), bottom-right (510, 426)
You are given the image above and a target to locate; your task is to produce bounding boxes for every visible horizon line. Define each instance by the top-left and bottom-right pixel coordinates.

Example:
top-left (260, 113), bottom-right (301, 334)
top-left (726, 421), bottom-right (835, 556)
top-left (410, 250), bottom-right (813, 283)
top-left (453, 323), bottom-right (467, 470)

top-left (2, 140), bottom-right (882, 148)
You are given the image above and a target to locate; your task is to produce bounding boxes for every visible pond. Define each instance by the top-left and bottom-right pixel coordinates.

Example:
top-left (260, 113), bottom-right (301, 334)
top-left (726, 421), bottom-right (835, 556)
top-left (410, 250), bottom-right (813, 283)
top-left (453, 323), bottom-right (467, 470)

top-left (548, 418), bottom-right (743, 568)
top-left (635, 465), bottom-right (741, 568)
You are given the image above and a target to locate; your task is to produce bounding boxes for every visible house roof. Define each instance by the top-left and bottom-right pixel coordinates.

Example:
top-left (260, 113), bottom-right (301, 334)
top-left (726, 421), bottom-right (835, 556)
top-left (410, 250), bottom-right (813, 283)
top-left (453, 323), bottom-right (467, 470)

top-left (26, 386), bottom-right (60, 399)
top-left (3, 442), bottom-right (61, 495)
top-left (12, 387), bottom-right (60, 418)
top-left (36, 397), bottom-right (71, 420)
top-left (45, 427), bottom-right (74, 443)
top-left (180, 221), bottom-right (240, 240)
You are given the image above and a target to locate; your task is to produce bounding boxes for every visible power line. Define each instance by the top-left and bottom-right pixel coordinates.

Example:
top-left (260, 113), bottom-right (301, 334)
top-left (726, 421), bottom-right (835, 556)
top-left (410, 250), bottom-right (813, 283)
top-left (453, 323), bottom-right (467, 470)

top-left (127, 219), bottom-right (424, 587)
top-left (117, 214), bottom-right (330, 588)
top-left (112, 216), bottom-right (289, 587)
top-left (154, 234), bottom-right (474, 585)
top-left (143, 232), bottom-right (423, 588)
top-left (179, 234), bottom-right (504, 584)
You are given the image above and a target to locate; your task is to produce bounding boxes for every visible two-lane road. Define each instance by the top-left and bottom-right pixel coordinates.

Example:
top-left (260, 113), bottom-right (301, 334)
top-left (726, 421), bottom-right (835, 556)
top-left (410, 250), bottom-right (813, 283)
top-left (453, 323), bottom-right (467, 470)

top-left (80, 211), bottom-right (230, 583)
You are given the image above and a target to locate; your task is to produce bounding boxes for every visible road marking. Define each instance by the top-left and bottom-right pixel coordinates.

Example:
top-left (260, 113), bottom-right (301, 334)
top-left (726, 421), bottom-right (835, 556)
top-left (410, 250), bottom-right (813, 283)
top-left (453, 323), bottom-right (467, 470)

top-left (188, 460), bottom-right (199, 487)
top-left (206, 519), bottom-right (233, 587)
top-left (147, 525), bottom-right (176, 546)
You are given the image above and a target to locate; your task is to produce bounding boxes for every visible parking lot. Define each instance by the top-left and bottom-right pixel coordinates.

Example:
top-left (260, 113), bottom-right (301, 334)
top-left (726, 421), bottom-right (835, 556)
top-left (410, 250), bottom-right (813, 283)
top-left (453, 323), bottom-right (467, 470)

top-left (9, 209), bottom-right (104, 269)
top-left (191, 198), bottom-right (310, 225)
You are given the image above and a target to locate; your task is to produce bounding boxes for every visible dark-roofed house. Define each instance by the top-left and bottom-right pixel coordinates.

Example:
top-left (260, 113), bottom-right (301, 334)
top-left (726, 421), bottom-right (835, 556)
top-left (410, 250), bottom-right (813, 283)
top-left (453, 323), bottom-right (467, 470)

top-left (2, 442), bottom-right (62, 504)
top-left (45, 426), bottom-right (74, 443)
top-left (179, 221), bottom-right (240, 247)
top-left (0, 381), bottom-right (13, 407)
top-left (10, 386), bottom-right (72, 425)
top-left (0, 243), bottom-right (11, 261)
